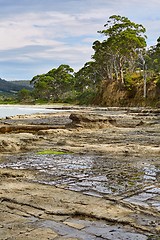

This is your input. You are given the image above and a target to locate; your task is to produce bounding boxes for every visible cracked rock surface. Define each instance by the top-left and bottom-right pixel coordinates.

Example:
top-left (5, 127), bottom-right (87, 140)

top-left (0, 106), bottom-right (159, 239)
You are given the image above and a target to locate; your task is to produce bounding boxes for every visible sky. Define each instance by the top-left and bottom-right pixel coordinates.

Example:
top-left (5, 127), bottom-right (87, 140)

top-left (0, 0), bottom-right (160, 81)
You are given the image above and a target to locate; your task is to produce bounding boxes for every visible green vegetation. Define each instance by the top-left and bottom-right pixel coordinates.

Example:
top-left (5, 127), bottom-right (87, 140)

top-left (0, 92), bottom-right (19, 104)
top-left (30, 64), bottom-right (75, 103)
top-left (37, 150), bottom-right (72, 155)
top-left (1, 15), bottom-right (160, 106)
top-left (94, 15), bottom-right (146, 83)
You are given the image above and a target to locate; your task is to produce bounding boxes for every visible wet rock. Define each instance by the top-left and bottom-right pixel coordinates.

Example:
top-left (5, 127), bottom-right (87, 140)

top-left (0, 107), bottom-right (160, 239)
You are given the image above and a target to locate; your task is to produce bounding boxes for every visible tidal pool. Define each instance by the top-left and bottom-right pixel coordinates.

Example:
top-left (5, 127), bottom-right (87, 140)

top-left (1, 153), bottom-right (159, 202)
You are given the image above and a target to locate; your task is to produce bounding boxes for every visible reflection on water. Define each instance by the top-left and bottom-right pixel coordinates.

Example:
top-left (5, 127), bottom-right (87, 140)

top-left (143, 164), bottom-right (158, 181)
top-left (0, 153), bottom-right (159, 197)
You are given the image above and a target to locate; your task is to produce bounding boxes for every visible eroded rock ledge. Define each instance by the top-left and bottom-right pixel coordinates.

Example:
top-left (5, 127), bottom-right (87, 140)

top-left (68, 112), bottom-right (116, 128)
top-left (0, 107), bottom-right (159, 239)
top-left (0, 108), bottom-right (159, 155)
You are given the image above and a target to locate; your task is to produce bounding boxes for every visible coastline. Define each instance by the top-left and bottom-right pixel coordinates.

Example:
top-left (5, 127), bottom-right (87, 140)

top-left (0, 107), bottom-right (159, 239)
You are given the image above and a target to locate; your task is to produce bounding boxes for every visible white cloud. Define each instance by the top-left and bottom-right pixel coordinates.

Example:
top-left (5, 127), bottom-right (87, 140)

top-left (0, 9), bottom-right (107, 77)
top-left (0, 0), bottom-right (160, 79)
top-left (0, 7), bottom-right (115, 51)
top-left (0, 12), bottom-right (64, 50)
top-left (0, 3), bottom-right (157, 51)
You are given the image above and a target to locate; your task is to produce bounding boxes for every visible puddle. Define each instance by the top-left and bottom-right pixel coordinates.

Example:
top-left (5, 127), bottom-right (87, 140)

top-left (0, 153), bottom-right (159, 200)
top-left (37, 219), bottom-right (149, 240)
top-left (143, 164), bottom-right (158, 181)
top-left (0, 152), bottom-right (159, 238)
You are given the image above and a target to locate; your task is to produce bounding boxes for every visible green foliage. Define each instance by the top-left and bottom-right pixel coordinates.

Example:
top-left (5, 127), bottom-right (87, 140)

top-left (17, 88), bottom-right (33, 103)
top-left (154, 75), bottom-right (160, 88)
top-left (124, 73), bottom-right (143, 87)
top-left (31, 64), bottom-right (75, 102)
top-left (74, 61), bottom-right (100, 92)
top-left (123, 73), bottom-right (143, 98)
top-left (146, 37), bottom-right (160, 74)
top-left (95, 15), bottom-right (147, 83)
top-left (0, 97), bottom-right (18, 104)
top-left (76, 89), bottom-right (97, 105)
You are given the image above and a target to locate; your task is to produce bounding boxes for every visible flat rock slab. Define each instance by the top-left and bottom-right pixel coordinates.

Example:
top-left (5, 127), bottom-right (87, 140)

top-left (0, 107), bottom-right (160, 239)
top-left (0, 168), bottom-right (159, 239)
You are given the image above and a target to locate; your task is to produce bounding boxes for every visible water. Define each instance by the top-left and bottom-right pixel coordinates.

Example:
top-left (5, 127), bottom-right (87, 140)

top-left (0, 153), bottom-right (159, 238)
top-left (1, 153), bottom-right (159, 209)
top-left (0, 105), bottom-right (57, 118)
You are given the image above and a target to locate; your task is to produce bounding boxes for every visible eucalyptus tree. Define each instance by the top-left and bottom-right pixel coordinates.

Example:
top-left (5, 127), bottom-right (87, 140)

top-left (31, 64), bottom-right (75, 101)
top-left (146, 37), bottom-right (160, 74)
top-left (75, 61), bottom-right (101, 92)
top-left (94, 15), bottom-right (147, 83)
top-left (46, 64), bottom-right (75, 100)
top-left (31, 74), bottom-right (53, 101)
top-left (92, 40), bottom-right (116, 81)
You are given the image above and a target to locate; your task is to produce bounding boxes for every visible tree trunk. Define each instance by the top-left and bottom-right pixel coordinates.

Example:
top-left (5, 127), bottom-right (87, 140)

top-left (119, 58), bottom-right (124, 84)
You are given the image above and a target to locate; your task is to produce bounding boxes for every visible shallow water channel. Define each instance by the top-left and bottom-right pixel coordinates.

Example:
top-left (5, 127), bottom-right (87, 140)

top-left (1, 152), bottom-right (160, 212)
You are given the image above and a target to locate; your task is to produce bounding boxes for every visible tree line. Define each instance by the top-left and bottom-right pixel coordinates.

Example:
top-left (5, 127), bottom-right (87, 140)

top-left (18, 15), bottom-right (160, 105)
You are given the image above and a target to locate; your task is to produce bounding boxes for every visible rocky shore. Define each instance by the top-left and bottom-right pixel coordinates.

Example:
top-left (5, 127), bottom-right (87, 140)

top-left (0, 106), bottom-right (160, 239)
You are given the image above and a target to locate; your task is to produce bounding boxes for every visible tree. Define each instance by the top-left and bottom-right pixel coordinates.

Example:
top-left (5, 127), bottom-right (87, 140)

top-left (95, 15), bottom-right (147, 83)
top-left (146, 37), bottom-right (160, 74)
top-left (18, 88), bottom-right (32, 102)
top-left (31, 64), bottom-right (75, 102)
top-left (47, 64), bottom-right (75, 100)
top-left (92, 40), bottom-right (116, 81)
top-left (74, 61), bottom-right (101, 92)
top-left (32, 75), bottom-right (53, 101)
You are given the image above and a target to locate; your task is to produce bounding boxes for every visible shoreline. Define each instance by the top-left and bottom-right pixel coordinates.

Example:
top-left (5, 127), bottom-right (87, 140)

top-left (0, 107), bottom-right (159, 239)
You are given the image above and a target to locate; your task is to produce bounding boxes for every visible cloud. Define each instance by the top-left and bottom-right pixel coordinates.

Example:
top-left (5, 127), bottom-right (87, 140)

top-left (0, 8), bottom-right (114, 51)
top-left (0, 8), bottom-right (109, 79)
top-left (0, 0), bottom-right (160, 80)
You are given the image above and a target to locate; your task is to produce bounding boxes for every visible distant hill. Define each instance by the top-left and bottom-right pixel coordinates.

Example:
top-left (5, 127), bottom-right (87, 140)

top-left (0, 78), bottom-right (32, 93)
top-left (11, 80), bottom-right (33, 88)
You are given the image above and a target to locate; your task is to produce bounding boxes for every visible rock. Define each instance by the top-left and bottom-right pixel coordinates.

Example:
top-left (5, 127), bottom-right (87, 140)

top-left (0, 124), bottom-right (65, 133)
top-left (63, 221), bottom-right (85, 230)
top-left (0, 133), bottom-right (39, 152)
top-left (0, 107), bottom-right (160, 239)
top-left (68, 113), bottom-right (115, 128)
